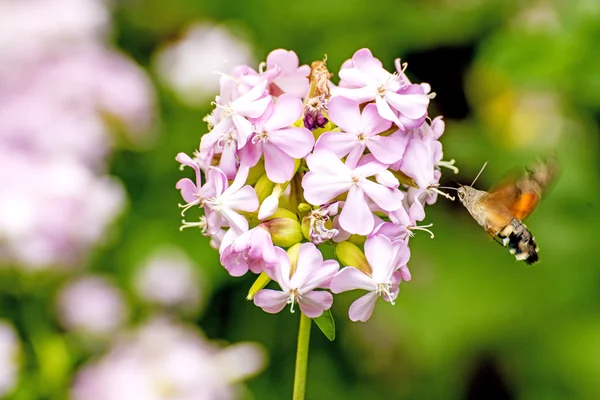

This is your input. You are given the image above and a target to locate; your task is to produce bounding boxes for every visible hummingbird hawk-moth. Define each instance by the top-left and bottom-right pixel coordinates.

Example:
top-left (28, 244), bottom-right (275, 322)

top-left (456, 156), bottom-right (558, 264)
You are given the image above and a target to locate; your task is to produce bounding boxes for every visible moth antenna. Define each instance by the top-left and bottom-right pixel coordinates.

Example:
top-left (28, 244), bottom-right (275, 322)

top-left (470, 161), bottom-right (488, 187)
top-left (437, 186), bottom-right (458, 191)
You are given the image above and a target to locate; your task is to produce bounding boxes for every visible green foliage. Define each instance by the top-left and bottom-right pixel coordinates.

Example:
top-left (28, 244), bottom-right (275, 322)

top-left (313, 310), bottom-right (335, 342)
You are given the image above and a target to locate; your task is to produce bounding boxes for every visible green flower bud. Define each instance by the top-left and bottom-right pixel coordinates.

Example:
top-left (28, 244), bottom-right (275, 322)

top-left (246, 271), bottom-right (271, 300)
top-left (301, 215), bottom-right (311, 241)
top-left (262, 218), bottom-right (303, 248)
top-left (287, 243), bottom-right (302, 276)
top-left (247, 161), bottom-right (266, 186)
top-left (266, 208), bottom-right (298, 221)
top-left (254, 174), bottom-right (276, 202)
top-left (335, 241), bottom-right (371, 275)
top-left (297, 203), bottom-right (312, 216)
top-left (347, 234), bottom-right (366, 247)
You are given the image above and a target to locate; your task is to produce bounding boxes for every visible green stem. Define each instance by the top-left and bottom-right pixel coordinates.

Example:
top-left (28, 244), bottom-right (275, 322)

top-left (292, 312), bottom-right (311, 400)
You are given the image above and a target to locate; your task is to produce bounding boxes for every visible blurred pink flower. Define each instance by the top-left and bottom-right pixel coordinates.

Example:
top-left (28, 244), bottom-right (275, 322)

top-left (71, 318), bottom-right (266, 400)
top-left (57, 276), bottom-right (127, 335)
top-left (0, 0), bottom-right (108, 72)
top-left (0, 2), bottom-right (156, 269)
top-left (153, 23), bottom-right (255, 106)
top-left (134, 247), bottom-right (202, 312)
top-left (0, 153), bottom-right (124, 268)
top-left (0, 322), bottom-right (20, 398)
top-left (0, 46), bottom-right (155, 164)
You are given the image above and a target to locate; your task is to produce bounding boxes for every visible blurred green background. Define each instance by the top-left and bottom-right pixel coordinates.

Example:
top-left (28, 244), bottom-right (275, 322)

top-left (3, 0), bottom-right (600, 398)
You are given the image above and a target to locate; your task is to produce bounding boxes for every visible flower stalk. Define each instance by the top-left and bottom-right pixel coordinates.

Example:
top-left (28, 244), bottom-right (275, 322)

top-left (293, 312), bottom-right (312, 400)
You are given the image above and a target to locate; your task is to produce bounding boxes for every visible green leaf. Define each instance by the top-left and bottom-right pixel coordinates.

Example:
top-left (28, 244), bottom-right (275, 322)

top-left (313, 309), bottom-right (335, 341)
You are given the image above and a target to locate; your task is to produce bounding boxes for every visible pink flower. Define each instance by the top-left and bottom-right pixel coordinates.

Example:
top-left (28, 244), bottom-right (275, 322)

top-left (266, 49), bottom-right (310, 98)
top-left (202, 165), bottom-right (259, 235)
top-left (200, 79), bottom-right (271, 152)
top-left (330, 235), bottom-right (409, 322)
top-left (302, 151), bottom-right (403, 235)
top-left (71, 319), bottom-right (266, 400)
top-left (220, 226), bottom-right (278, 277)
top-left (134, 247), bottom-right (202, 312)
top-left (254, 244), bottom-right (339, 318)
top-left (175, 152), bottom-right (206, 212)
top-left (57, 275), bottom-right (127, 335)
top-left (316, 96), bottom-right (409, 164)
top-left (0, 322), bottom-right (20, 398)
top-left (332, 49), bottom-right (429, 129)
top-left (240, 94), bottom-right (314, 183)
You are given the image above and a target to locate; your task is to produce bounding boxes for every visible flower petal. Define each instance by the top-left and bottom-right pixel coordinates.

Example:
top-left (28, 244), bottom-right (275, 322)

top-left (400, 139), bottom-right (434, 189)
top-left (299, 291), bottom-right (333, 318)
top-left (375, 96), bottom-right (401, 126)
top-left (367, 131), bottom-right (409, 164)
top-left (359, 180), bottom-right (403, 211)
top-left (264, 144), bottom-right (295, 184)
top-left (364, 235), bottom-right (395, 283)
top-left (328, 96), bottom-right (361, 134)
top-left (264, 94), bottom-right (303, 131)
top-left (253, 289), bottom-right (289, 314)
top-left (268, 127), bottom-right (315, 159)
top-left (227, 185), bottom-right (259, 212)
top-left (176, 178), bottom-right (198, 203)
top-left (330, 267), bottom-right (376, 293)
top-left (292, 244), bottom-right (339, 291)
top-left (339, 186), bottom-right (373, 235)
top-left (362, 103), bottom-right (392, 135)
top-left (348, 292), bottom-right (378, 322)
top-left (385, 91), bottom-right (429, 119)
top-left (314, 131), bottom-right (358, 159)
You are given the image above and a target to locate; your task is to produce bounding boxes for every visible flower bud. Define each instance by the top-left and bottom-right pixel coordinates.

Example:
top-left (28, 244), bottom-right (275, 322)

top-left (266, 208), bottom-right (298, 221)
top-left (297, 203), bottom-right (312, 216)
top-left (261, 218), bottom-right (303, 248)
top-left (246, 272), bottom-right (271, 300)
top-left (258, 193), bottom-right (279, 220)
top-left (254, 174), bottom-right (276, 202)
top-left (335, 241), bottom-right (371, 275)
top-left (347, 234), bottom-right (366, 247)
top-left (286, 243), bottom-right (302, 276)
top-left (247, 161), bottom-right (266, 186)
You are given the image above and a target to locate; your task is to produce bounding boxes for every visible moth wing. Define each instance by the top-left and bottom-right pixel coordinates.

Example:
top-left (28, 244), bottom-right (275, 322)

top-left (480, 193), bottom-right (519, 235)
top-left (488, 156), bottom-right (558, 221)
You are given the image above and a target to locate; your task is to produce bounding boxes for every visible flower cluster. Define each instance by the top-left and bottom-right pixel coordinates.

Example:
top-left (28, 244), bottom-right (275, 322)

top-left (0, 0), bottom-right (155, 269)
top-left (71, 318), bottom-right (265, 400)
top-left (177, 48), bottom-right (456, 322)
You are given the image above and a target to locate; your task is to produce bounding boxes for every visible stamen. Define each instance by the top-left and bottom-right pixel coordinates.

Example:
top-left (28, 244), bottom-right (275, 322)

top-left (376, 283), bottom-right (395, 305)
top-left (410, 223), bottom-right (435, 239)
top-left (179, 217), bottom-right (208, 233)
top-left (288, 290), bottom-right (301, 313)
top-left (438, 159), bottom-right (459, 174)
top-left (258, 61), bottom-right (266, 74)
top-left (178, 200), bottom-right (200, 216)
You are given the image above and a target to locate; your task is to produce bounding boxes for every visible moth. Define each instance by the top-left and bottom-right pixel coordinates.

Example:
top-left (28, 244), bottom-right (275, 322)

top-left (456, 156), bottom-right (558, 264)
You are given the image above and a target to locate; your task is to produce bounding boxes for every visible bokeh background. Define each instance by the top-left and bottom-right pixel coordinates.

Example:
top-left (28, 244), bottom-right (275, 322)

top-left (0, 0), bottom-right (599, 398)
